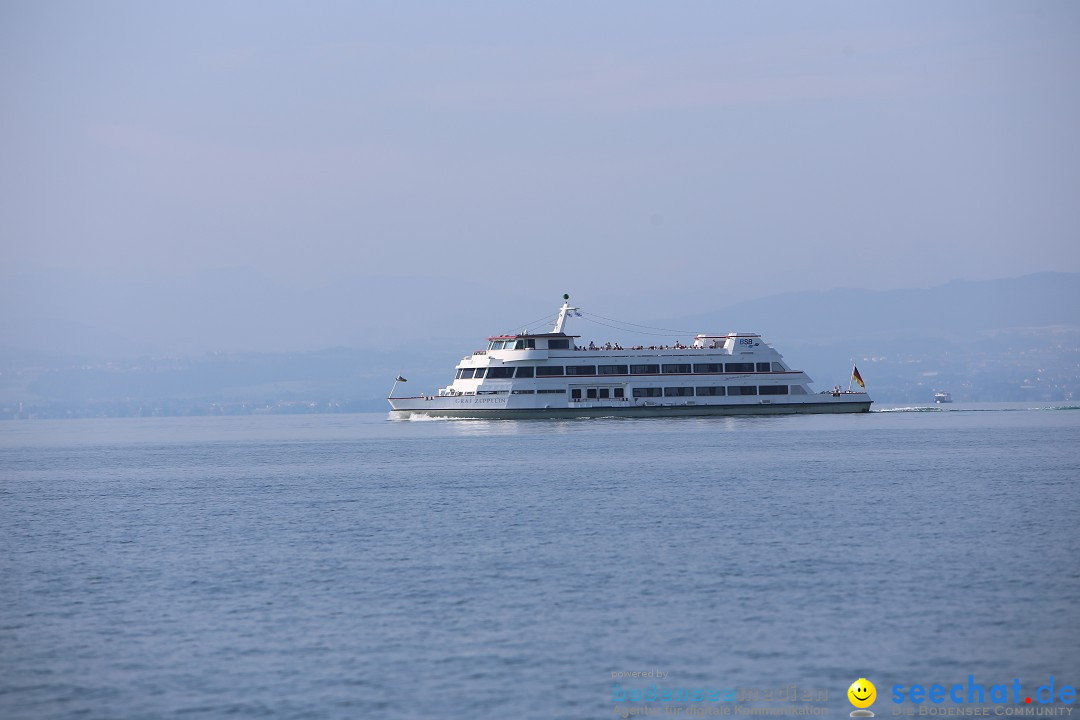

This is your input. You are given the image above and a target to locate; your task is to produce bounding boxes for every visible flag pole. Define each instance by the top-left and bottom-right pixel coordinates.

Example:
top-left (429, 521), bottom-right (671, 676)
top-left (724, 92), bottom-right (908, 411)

top-left (847, 360), bottom-right (854, 392)
top-left (390, 373), bottom-right (406, 398)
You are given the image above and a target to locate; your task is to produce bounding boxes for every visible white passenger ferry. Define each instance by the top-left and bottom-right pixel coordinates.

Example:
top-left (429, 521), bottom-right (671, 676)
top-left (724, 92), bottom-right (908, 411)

top-left (388, 297), bottom-right (871, 418)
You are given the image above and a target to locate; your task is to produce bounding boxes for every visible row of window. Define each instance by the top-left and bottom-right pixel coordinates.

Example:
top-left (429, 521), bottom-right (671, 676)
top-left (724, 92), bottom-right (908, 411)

top-left (456, 362), bottom-right (780, 379)
top-left (457, 386), bottom-right (798, 398)
top-left (488, 339), bottom-right (537, 350)
top-left (564, 386), bottom-right (790, 400)
top-left (509, 389), bottom-right (567, 395)
top-left (627, 385), bottom-right (791, 398)
top-left (571, 388), bottom-right (627, 399)
top-left (489, 339), bottom-right (570, 350)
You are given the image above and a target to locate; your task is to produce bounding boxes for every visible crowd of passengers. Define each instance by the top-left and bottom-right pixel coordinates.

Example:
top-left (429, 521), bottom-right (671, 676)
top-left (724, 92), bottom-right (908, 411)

top-left (578, 341), bottom-right (716, 351)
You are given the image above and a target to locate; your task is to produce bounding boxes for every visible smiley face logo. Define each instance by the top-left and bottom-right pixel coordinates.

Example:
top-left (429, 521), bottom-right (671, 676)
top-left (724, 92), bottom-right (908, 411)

top-left (848, 678), bottom-right (876, 715)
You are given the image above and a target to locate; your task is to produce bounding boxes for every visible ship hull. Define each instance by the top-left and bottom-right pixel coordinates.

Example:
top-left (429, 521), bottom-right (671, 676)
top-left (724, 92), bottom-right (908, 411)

top-left (388, 396), bottom-right (871, 419)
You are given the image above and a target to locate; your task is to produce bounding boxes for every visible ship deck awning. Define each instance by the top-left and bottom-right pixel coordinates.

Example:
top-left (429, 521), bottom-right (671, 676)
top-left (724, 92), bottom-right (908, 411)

top-left (694, 333), bottom-right (760, 338)
top-left (486, 333), bottom-right (581, 341)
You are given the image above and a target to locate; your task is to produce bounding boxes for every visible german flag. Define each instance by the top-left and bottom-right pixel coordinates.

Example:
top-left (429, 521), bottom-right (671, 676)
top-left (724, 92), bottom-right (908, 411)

top-left (852, 365), bottom-right (865, 388)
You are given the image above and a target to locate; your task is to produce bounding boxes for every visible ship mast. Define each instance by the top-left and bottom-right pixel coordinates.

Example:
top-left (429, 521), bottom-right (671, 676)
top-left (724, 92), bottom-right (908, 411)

top-left (552, 294), bottom-right (578, 334)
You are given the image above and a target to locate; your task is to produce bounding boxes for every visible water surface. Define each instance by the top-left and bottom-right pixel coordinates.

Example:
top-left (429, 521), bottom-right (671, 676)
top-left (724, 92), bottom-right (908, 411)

top-left (2, 405), bottom-right (1078, 718)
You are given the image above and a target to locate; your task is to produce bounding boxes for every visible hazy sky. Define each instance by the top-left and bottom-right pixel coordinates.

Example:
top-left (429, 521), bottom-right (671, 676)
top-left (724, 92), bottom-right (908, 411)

top-left (3, 2), bottom-right (1079, 354)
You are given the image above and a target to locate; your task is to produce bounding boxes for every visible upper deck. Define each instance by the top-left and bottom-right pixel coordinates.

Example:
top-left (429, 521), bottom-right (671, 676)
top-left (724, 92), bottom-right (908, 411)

top-left (473, 331), bottom-right (771, 363)
top-left (445, 296), bottom-right (793, 390)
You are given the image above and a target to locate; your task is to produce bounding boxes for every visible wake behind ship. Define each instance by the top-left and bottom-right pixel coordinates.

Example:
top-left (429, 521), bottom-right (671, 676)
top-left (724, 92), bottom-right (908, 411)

top-left (388, 296), bottom-right (871, 419)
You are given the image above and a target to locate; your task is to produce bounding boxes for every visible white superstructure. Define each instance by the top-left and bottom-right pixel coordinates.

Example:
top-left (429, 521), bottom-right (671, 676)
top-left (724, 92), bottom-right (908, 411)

top-left (388, 297), bottom-right (871, 418)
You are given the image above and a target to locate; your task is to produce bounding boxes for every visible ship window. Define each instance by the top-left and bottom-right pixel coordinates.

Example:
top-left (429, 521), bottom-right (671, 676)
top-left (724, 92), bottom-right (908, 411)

top-left (632, 387), bottom-right (663, 398)
top-left (696, 386), bottom-right (726, 396)
top-left (458, 368), bottom-right (476, 379)
top-left (725, 363), bottom-right (755, 373)
top-left (756, 363), bottom-right (771, 372)
top-left (536, 366), bottom-right (563, 376)
top-left (536, 388), bottom-right (566, 394)
top-left (662, 364), bottom-right (691, 374)
top-left (630, 364), bottom-right (660, 374)
top-left (598, 388), bottom-right (610, 399)
top-left (731, 385), bottom-right (757, 395)
top-left (759, 385), bottom-right (788, 395)
top-left (547, 339), bottom-right (570, 349)
top-left (565, 365), bottom-right (596, 376)
top-left (587, 388), bottom-right (597, 399)
top-left (790, 386), bottom-right (808, 395)
top-left (664, 387), bottom-right (694, 397)
top-left (598, 364), bottom-right (628, 375)
top-left (489, 341), bottom-right (505, 350)
top-left (514, 367), bottom-right (535, 378)
top-left (693, 363), bottom-right (724, 374)
top-left (571, 389), bottom-right (582, 399)
top-left (474, 368), bottom-right (487, 379)
top-left (613, 388), bottom-right (624, 398)
top-left (772, 362), bottom-right (784, 372)
top-left (511, 389), bottom-right (535, 394)
top-left (486, 367), bottom-right (515, 379)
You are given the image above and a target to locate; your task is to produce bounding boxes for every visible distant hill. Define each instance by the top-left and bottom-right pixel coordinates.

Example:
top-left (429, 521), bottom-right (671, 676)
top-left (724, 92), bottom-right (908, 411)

top-left (662, 272), bottom-right (1080, 403)
top-left (665, 272), bottom-right (1080, 344)
top-left (0, 346), bottom-right (461, 417)
top-left (2, 272), bottom-right (1077, 415)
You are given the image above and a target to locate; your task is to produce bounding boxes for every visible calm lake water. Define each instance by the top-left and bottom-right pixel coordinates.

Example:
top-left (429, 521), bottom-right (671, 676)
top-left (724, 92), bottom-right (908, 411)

top-left (2, 405), bottom-right (1078, 719)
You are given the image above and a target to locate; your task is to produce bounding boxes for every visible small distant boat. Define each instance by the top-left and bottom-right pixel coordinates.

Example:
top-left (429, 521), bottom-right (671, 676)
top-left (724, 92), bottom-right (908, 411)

top-left (934, 391), bottom-right (952, 404)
